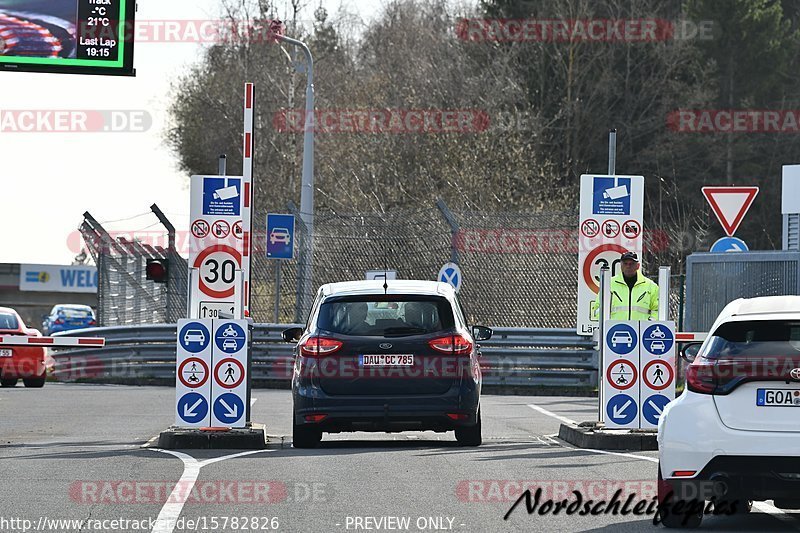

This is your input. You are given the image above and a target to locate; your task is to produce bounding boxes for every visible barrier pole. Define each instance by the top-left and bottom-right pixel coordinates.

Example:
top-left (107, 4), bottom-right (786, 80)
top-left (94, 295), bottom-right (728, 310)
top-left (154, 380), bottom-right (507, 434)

top-left (658, 266), bottom-right (671, 321)
top-left (598, 266), bottom-right (610, 423)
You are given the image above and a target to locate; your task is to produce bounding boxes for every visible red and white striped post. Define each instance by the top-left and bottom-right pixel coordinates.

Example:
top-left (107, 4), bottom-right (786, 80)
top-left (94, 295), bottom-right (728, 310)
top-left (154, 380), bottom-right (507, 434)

top-left (241, 82), bottom-right (255, 319)
top-left (0, 336), bottom-right (105, 347)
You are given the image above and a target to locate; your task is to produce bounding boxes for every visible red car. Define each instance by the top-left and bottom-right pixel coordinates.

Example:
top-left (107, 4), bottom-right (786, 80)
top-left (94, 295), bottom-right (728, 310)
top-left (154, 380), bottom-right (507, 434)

top-left (0, 307), bottom-right (47, 388)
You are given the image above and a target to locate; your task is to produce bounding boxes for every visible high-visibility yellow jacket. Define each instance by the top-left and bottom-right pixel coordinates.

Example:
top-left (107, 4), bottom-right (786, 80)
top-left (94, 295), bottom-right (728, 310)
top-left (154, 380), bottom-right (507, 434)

top-left (608, 271), bottom-right (659, 320)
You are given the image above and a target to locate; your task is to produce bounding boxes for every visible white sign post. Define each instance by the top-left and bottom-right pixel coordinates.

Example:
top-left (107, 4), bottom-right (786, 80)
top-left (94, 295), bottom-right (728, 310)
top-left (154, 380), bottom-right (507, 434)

top-left (189, 175), bottom-right (246, 320)
top-left (602, 320), bottom-right (676, 429)
top-left (577, 175), bottom-right (645, 336)
top-left (175, 318), bottom-right (249, 429)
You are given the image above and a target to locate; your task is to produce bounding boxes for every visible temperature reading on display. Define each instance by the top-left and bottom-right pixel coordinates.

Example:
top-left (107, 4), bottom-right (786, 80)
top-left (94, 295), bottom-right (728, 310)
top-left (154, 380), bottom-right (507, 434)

top-left (77, 0), bottom-right (121, 61)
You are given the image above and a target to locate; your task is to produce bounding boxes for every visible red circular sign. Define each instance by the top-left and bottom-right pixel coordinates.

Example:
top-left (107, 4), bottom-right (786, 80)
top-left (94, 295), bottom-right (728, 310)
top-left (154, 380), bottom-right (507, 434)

top-left (178, 357), bottom-right (209, 388)
top-left (215, 358), bottom-right (245, 389)
top-left (212, 220), bottom-right (231, 238)
top-left (581, 218), bottom-right (600, 238)
top-left (193, 245), bottom-right (242, 299)
top-left (643, 359), bottom-right (674, 391)
top-left (622, 220), bottom-right (641, 239)
top-left (191, 219), bottom-right (210, 239)
top-left (602, 220), bottom-right (620, 238)
top-left (607, 359), bottom-right (637, 390)
top-left (582, 244), bottom-right (628, 293)
top-left (232, 221), bottom-right (243, 240)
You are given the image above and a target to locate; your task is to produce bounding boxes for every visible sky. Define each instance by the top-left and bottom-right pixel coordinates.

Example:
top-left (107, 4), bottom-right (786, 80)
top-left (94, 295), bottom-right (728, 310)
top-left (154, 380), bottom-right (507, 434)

top-left (0, 0), bottom-right (383, 266)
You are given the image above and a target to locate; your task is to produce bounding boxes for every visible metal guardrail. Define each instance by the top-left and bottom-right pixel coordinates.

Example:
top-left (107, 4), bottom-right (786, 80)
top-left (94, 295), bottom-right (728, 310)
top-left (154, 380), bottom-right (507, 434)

top-left (50, 325), bottom-right (598, 389)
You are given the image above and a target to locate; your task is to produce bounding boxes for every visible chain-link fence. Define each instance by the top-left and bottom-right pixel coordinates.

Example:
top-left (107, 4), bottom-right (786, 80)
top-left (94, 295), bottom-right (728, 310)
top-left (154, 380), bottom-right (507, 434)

top-left (85, 201), bottom-right (685, 329)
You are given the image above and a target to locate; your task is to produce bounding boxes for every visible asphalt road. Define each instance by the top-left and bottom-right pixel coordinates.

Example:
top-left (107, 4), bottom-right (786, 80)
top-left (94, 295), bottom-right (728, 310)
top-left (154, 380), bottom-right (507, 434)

top-left (1, 384), bottom-right (798, 533)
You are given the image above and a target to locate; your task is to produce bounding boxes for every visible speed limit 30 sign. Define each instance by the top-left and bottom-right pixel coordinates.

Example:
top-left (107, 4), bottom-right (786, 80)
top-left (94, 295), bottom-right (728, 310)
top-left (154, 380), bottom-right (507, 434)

top-left (189, 175), bottom-right (246, 319)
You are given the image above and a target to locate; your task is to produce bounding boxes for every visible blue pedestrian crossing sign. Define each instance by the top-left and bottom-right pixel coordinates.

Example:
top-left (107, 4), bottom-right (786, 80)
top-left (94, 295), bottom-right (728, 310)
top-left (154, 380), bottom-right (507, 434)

top-left (642, 324), bottom-right (673, 355)
top-left (177, 392), bottom-right (209, 425)
top-left (606, 323), bottom-right (638, 355)
top-left (642, 394), bottom-right (671, 426)
top-left (710, 236), bottom-right (748, 253)
top-left (438, 262), bottom-right (463, 293)
top-left (215, 322), bottom-right (246, 353)
top-left (606, 394), bottom-right (637, 425)
top-left (213, 393), bottom-right (244, 425)
top-left (179, 322), bottom-right (211, 353)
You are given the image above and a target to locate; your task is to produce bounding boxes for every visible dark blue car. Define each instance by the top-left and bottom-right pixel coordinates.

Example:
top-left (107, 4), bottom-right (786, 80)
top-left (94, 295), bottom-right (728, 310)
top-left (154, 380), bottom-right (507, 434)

top-left (42, 304), bottom-right (97, 335)
top-left (283, 280), bottom-right (491, 448)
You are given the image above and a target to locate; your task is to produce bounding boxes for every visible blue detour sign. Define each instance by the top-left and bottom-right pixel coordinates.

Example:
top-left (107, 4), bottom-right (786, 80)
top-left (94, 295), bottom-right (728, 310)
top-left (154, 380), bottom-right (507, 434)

top-left (606, 394), bottom-right (637, 425)
top-left (642, 394), bottom-right (671, 426)
top-left (710, 236), bottom-right (748, 253)
top-left (213, 393), bottom-right (244, 425)
top-left (177, 392), bottom-right (209, 425)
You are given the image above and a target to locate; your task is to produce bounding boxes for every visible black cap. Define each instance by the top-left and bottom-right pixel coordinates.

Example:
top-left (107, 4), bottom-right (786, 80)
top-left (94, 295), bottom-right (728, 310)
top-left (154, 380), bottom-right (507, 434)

top-left (621, 251), bottom-right (639, 262)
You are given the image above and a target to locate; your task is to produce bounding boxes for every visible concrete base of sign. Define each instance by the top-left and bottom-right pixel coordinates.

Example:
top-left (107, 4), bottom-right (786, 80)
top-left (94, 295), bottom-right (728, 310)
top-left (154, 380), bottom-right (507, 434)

top-left (558, 422), bottom-right (657, 451)
top-left (156, 423), bottom-right (268, 450)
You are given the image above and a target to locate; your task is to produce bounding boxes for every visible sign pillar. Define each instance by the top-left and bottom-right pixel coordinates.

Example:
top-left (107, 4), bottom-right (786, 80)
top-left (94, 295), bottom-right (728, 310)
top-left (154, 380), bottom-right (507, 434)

top-left (639, 322), bottom-right (676, 429)
top-left (577, 175), bottom-right (645, 335)
top-left (602, 321), bottom-right (640, 429)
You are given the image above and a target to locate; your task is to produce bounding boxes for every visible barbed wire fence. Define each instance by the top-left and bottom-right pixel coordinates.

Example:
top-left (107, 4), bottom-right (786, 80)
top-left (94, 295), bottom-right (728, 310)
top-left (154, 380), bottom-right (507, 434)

top-left (84, 200), bottom-right (683, 329)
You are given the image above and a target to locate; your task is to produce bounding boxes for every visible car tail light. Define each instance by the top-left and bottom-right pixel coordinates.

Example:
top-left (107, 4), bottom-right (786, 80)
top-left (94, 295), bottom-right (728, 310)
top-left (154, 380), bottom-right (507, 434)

top-left (88, 320), bottom-right (96, 326)
top-left (446, 413), bottom-right (469, 420)
top-left (54, 319), bottom-right (64, 325)
top-left (429, 334), bottom-right (472, 355)
top-left (685, 357), bottom-right (716, 394)
top-left (304, 414), bottom-right (328, 423)
top-left (672, 471), bottom-right (697, 478)
top-left (300, 337), bottom-right (343, 357)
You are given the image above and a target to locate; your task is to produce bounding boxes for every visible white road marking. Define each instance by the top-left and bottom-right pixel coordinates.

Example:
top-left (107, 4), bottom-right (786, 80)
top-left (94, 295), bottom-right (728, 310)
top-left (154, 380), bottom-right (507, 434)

top-left (527, 403), bottom-right (578, 426)
top-left (150, 449), bottom-right (272, 533)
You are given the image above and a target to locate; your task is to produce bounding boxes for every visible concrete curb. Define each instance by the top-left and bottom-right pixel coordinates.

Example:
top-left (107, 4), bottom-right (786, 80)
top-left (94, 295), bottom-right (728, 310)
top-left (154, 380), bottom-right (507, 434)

top-left (156, 423), bottom-right (268, 449)
top-left (558, 423), bottom-right (657, 451)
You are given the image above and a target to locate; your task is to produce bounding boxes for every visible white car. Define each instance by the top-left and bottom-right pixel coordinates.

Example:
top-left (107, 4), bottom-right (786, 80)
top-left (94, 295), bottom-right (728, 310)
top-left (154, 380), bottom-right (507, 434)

top-left (657, 295), bottom-right (800, 528)
top-left (183, 330), bottom-right (205, 345)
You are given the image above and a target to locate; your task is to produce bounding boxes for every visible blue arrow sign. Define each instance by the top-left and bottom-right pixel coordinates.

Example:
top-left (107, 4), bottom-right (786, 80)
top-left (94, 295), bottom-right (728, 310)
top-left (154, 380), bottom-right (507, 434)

top-left (606, 394), bottom-right (637, 425)
top-left (213, 393), bottom-right (244, 425)
top-left (179, 322), bottom-right (211, 353)
top-left (606, 323), bottom-right (638, 355)
top-left (438, 263), bottom-right (463, 293)
top-left (710, 236), bottom-right (748, 253)
top-left (642, 394), bottom-right (671, 425)
top-left (642, 324), bottom-right (674, 355)
top-left (267, 214), bottom-right (296, 260)
top-left (177, 392), bottom-right (208, 424)
top-left (215, 322), bottom-right (246, 353)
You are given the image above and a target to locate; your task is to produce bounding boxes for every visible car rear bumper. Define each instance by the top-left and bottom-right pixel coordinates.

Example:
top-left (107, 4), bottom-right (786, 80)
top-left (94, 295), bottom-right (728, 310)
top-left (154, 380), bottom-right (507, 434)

top-left (293, 380), bottom-right (480, 432)
top-left (0, 356), bottom-right (46, 378)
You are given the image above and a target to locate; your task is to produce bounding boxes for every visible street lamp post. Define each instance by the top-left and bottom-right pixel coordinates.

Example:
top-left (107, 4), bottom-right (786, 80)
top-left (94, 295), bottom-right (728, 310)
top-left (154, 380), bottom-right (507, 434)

top-left (276, 34), bottom-right (315, 321)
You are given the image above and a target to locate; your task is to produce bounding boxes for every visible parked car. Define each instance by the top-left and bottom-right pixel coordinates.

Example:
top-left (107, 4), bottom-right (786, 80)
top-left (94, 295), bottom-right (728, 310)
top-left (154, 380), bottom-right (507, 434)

top-left (42, 304), bottom-right (97, 335)
top-left (0, 307), bottom-right (47, 388)
top-left (283, 280), bottom-right (492, 448)
top-left (658, 295), bottom-right (800, 528)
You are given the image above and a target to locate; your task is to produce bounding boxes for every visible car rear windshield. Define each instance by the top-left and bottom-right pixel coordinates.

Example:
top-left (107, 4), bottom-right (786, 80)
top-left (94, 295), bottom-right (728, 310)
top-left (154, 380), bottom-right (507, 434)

top-left (0, 313), bottom-right (19, 330)
top-left (317, 296), bottom-right (455, 337)
top-left (60, 307), bottom-right (93, 318)
top-left (702, 320), bottom-right (800, 358)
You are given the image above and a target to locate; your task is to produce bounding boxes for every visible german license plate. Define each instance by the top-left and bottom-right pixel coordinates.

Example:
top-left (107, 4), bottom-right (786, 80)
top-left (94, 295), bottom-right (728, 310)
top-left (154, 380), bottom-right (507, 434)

top-left (0, 349), bottom-right (11, 358)
top-left (359, 354), bottom-right (414, 366)
top-left (757, 389), bottom-right (800, 407)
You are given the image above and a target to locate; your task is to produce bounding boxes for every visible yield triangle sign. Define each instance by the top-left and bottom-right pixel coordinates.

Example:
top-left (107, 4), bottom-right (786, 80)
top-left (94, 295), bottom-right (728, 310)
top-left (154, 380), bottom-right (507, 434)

top-left (702, 186), bottom-right (759, 236)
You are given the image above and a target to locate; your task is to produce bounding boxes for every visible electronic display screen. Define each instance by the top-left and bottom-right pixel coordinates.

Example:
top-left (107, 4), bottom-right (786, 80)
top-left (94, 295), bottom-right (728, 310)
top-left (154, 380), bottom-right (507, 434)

top-left (0, 0), bottom-right (135, 76)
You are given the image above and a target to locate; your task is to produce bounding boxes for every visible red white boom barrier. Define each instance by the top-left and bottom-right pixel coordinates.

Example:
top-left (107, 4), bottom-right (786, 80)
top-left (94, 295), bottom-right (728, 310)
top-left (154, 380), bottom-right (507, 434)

top-left (0, 336), bottom-right (105, 347)
top-left (676, 332), bottom-right (707, 342)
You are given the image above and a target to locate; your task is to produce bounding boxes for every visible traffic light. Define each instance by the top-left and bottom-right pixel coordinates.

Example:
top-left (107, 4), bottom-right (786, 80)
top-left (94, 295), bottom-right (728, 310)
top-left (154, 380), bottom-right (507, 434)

top-left (146, 259), bottom-right (169, 283)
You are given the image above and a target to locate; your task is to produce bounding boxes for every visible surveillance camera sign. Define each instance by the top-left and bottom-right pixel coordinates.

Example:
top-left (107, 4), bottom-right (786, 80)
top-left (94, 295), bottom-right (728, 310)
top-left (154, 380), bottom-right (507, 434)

top-left (203, 178), bottom-right (242, 216)
top-left (577, 175), bottom-right (644, 336)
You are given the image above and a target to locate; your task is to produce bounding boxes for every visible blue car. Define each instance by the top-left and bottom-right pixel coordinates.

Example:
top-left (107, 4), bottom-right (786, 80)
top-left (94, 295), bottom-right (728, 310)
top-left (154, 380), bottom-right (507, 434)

top-left (42, 304), bottom-right (97, 335)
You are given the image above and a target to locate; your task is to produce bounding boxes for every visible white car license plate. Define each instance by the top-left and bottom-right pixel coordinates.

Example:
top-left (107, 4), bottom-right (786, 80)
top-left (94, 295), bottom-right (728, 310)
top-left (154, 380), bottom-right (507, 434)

top-left (359, 354), bottom-right (414, 366)
top-left (757, 389), bottom-right (800, 407)
top-left (0, 349), bottom-right (12, 358)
